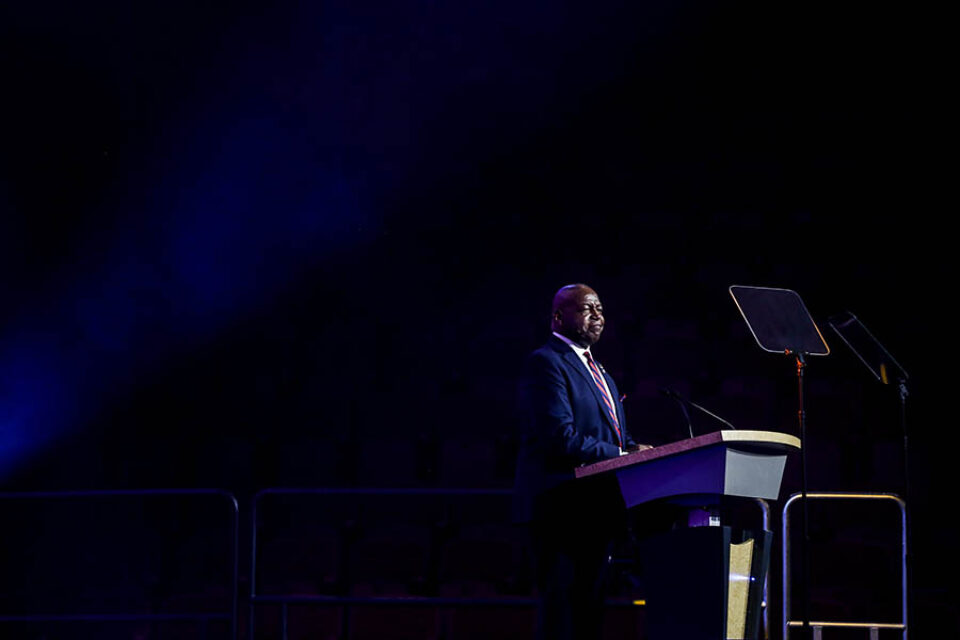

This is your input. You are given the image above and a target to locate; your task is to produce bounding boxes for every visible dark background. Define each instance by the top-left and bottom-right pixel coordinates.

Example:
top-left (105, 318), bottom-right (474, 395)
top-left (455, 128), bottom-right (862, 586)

top-left (1, 1), bottom-right (952, 637)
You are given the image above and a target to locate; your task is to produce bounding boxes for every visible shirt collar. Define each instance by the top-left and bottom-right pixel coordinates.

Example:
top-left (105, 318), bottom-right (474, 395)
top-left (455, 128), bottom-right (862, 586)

top-left (552, 331), bottom-right (592, 359)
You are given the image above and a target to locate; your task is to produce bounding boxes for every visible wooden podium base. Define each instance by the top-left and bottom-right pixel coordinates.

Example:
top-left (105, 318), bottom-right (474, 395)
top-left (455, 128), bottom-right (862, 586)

top-left (641, 526), bottom-right (771, 640)
top-left (576, 433), bottom-right (799, 639)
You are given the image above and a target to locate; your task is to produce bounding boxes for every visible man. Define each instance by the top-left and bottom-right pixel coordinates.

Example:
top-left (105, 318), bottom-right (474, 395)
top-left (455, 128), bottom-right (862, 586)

top-left (514, 284), bottom-right (649, 640)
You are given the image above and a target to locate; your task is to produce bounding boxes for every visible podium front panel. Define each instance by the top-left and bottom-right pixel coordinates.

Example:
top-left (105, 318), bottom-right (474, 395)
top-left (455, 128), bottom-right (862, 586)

top-left (724, 448), bottom-right (789, 500)
top-left (616, 445), bottom-right (726, 509)
top-left (616, 444), bottom-right (791, 508)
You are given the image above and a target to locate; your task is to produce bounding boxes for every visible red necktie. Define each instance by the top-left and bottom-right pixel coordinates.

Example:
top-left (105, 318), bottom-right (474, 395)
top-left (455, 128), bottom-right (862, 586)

top-left (584, 351), bottom-right (622, 447)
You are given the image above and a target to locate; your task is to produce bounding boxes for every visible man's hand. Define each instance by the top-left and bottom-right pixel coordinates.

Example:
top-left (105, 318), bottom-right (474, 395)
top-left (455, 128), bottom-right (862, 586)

top-left (626, 444), bottom-right (653, 452)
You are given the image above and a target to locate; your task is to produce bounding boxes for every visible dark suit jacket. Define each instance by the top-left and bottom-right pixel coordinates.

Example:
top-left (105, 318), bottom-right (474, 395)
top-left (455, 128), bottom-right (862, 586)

top-left (513, 335), bottom-right (636, 522)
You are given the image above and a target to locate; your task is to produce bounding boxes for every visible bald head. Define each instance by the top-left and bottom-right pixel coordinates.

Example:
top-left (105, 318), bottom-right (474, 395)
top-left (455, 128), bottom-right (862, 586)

top-left (551, 284), bottom-right (595, 314)
top-left (551, 284), bottom-right (605, 347)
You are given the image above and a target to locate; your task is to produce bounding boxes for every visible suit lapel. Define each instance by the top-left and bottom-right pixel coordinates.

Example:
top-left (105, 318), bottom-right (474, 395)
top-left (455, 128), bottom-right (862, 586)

top-left (559, 348), bottom-right (620, 434)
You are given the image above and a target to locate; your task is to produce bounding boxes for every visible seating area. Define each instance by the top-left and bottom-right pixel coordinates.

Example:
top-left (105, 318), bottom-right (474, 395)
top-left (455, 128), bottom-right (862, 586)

top-left (249, 488), bottom-right (591, 640)
top-left (250, 489), bottom-right (537, 601)
top-left (0, 444), bottom-right (907, 639)
top-left (0, 488), bottom-right (650, 639)
top-left (0, 490), bottom-right (238, 640)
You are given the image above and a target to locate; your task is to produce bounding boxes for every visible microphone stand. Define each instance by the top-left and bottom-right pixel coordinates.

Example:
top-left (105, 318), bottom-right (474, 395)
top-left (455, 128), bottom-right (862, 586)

top-left (660, 387), bottom-right (738, 438)
top-left (667, 392), bottom-right (695, 439)
top-left (898, 376), bottom-right (913, 637)
top-left (826, 310), bottom-right (912, 635)
top-left (788, 349), bottom-right (813, 640)
top-left (680, 395), bottom-right (737, 431)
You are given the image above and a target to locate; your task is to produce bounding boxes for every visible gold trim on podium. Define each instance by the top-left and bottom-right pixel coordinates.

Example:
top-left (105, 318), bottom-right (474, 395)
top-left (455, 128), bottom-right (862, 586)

top-left (720, 430), bottom-right (802, 449)
top-left (727, 539), bottom-right (755, 639)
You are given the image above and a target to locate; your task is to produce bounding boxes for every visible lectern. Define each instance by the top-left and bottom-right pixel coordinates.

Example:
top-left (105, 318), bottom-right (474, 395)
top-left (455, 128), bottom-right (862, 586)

top-left (576, 430), bottom-right (801, 640)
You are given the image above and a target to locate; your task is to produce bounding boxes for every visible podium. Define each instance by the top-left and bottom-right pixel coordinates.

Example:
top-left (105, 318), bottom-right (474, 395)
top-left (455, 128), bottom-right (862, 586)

top-left (577, 430), bottom-right (801, 640)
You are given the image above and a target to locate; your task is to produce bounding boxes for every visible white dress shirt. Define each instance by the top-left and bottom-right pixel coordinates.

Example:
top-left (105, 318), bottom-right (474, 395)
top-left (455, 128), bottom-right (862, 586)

top-left (551, 331), bottom-right (614, 398)
top-left (552, 331), bottom-right (625, 455)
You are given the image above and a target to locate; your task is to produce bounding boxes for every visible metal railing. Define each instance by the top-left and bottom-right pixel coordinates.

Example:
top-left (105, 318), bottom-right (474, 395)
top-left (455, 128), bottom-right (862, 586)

top-left (11, 487), bottom-right (899, 639)
top-left (249, 487), bottom-right (531, 640)
top-left (781, 492), bottom-right (907, 640)
top-left (0, 489), bottom-right (239, 640)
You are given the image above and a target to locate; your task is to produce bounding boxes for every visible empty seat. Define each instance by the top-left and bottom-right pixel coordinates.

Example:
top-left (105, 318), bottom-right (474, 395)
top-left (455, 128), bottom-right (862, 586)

top-left (602, 605), bottom-right (645, 640)
top-left (286, 604), bottom-right (344, 640)
top-left (438, 523), bottom-right (532, 597)
top-left (348, 605), bottom-right (441, 640)
top-left (256, 525), bottom-right (341, 594)
top-left (348, 523), bottom-right (433, 596)
top-left (443, 605), bottom-right (535, 640)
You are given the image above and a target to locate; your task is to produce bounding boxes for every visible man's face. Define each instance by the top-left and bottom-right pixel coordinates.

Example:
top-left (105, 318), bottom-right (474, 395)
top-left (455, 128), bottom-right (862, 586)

top-left (554, 288), bottom-right (604, 348)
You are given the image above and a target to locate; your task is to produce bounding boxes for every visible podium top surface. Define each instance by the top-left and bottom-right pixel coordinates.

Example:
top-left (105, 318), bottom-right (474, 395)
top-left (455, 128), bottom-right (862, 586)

top-left (574, 430), bottom-right (801, 479)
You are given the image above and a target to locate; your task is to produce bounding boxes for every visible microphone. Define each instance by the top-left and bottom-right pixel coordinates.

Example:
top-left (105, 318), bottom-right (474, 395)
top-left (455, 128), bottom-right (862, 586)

top-left (659, 387), bottom-right (738, 436)
top-left (660, 388), bottom-right (695, 439)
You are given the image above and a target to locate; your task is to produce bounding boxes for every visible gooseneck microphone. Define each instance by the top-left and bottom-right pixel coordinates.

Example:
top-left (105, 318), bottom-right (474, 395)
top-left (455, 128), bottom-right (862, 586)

top-left (659, 387), bottom-right (738, 437)
top-left (660, 387), bottom-right (695, 439)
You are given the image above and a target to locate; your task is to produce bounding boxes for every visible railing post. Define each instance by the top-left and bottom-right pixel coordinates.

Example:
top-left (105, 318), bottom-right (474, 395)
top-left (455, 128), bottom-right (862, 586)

top-left (0, 489), bottom-right (239, 640)
top-left (781, 492), bottom-right (908, 640)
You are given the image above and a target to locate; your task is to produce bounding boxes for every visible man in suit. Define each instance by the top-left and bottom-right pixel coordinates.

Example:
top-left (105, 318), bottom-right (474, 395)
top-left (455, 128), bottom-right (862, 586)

top-left (514, 284), bottom-right (649, 640)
